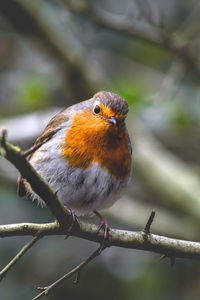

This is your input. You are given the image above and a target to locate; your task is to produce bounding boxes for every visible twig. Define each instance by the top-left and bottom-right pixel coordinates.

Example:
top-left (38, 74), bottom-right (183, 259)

top-left (32, 246), bottom-right (102, 300)
top-left (0, 128), bottom-right (7, 157)
top-left (143, 210), bottom-right (156, 234)
top-left (0, 128), bottom-right (7, 146)
top-left (0, 232), bottom-right (42, 281)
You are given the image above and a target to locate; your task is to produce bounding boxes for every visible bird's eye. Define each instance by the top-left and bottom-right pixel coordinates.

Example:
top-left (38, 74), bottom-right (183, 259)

top-left (94, 105), bottom-right (101, 114)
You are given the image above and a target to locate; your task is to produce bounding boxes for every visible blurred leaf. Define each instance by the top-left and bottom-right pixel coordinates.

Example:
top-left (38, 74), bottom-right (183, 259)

top-left (14, 73), bottom-right (51, 112)
top-left (107, 79), bottom-right (147, 115)
top-left (127, 40), bottom-right (172, 70)
top-left (170, 103), bottom-right (197, 130)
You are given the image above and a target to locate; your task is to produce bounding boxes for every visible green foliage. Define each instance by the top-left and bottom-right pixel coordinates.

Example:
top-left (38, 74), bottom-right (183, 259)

top-left (127, 40), bottom-right (172, 71)
top-left (107, 79), bottom-right (147, 113)
top-left (14, 73), bottom-right (51, 112)
top-left (169, 102), bottom-right (198, 130)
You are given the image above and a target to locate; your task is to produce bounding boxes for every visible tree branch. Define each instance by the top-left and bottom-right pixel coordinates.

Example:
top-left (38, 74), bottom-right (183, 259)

top-left (1, 221), bottom-right (200, 260)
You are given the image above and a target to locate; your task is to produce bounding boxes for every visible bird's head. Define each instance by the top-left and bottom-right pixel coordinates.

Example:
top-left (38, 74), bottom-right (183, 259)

top-left (69, 91), bottom-right (129, 136)
top-left (61, 91), bottom-right (131, 175)
top-left (90, 91), bottom-right (129, 129)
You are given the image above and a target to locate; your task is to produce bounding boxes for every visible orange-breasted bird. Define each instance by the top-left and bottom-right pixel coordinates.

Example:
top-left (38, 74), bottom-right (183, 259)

top-left (17, 91), bottom-right (132, 246)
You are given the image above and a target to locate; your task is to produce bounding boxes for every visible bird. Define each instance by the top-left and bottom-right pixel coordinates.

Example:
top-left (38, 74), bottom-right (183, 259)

top-left (17, 91), bottom-right (132, 248)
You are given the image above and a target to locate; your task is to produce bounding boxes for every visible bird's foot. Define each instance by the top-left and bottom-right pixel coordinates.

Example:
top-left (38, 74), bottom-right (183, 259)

top-left (94, 210), bottom-right (111, 254)
top-left (64, 208), bottom-right (79, 239)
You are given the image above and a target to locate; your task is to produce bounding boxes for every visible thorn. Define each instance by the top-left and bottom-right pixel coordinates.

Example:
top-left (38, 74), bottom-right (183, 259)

top-left (74, 270), bottom-right (81, 285)
top-left (64, 208), bottom-right (79, 239)
top-left (0, 273), bottom-right (5, 282)
top-left (1, 128), bottom-right (7, 140)
top-left (159, 254), bottom-right (176, 267)
top-left (143, 210), bottom-right (156, 234)
top-left (170, 256), bottom-right (176, 267)
top-left (159, 254), bottom-right (167, 261)
top-left (1, 128), bottom-right (7, 147)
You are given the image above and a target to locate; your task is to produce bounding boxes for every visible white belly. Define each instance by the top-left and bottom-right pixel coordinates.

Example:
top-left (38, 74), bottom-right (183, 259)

top-left (29, 129), bottom-right (130, 215)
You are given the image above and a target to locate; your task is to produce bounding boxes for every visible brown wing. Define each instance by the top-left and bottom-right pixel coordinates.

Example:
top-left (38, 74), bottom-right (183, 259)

top-left (33, 110), bottom-right (69, 147)
top-left (17, 109), bottom-right (69, 197)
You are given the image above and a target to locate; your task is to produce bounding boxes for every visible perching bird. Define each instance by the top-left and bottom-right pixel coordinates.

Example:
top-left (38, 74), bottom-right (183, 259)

top-left (18, 91), bottom-right (132, 246)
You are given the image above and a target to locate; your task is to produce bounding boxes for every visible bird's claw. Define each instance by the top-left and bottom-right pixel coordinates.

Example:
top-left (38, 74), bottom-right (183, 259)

top-left (94, 210), bottom-right (111, 254)
top-left (64, 208), bottom-right (79, 239)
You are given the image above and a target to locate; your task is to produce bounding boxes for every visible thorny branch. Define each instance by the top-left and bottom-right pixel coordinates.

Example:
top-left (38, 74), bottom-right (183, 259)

top-left (1, 221), bottom-right (200, 260)
top-left (1, 131), bottom-right (200, 297)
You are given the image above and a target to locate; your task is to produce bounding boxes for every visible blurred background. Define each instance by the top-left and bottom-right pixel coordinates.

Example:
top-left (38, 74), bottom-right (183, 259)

top-left (0, 0), bottom-right (200, 299)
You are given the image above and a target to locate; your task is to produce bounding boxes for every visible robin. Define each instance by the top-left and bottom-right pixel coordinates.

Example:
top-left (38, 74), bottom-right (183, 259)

top-left (17, 91), bottom-right (132, 247)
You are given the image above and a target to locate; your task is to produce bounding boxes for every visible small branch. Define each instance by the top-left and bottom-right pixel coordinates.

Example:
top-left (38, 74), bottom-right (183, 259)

top-left (33, 246), bottom-right (102, 300)
top-left (0, 232), bottom-right (42, 281)
top-left (143, 210), bottom-right (156, 234)
top-left (1, 128), bottom-right (7, 146)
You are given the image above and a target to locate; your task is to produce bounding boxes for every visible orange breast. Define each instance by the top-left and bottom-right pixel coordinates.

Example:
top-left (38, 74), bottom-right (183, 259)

top-left (60, 110), bottom-right (131, 180)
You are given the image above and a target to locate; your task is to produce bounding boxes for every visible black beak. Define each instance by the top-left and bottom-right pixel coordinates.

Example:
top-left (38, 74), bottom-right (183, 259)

top-left (107, 116), bottom-right (117, 125)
